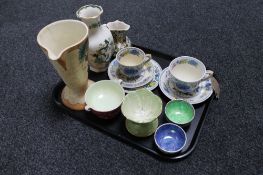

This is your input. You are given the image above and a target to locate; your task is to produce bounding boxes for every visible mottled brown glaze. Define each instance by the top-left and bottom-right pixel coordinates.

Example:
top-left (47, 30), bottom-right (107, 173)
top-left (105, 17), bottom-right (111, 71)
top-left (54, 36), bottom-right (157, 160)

top-left (37, 20), bottom-right (93, 111)
top-left (61, 87), bottom-right (85, 110)
top-left (57, 57), bottom-right (67, 71)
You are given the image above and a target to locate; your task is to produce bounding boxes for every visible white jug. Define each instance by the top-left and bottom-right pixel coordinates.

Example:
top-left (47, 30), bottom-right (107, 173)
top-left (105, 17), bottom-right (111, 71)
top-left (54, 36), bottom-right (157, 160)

top-left (37, 19), bottom-right (93, 110)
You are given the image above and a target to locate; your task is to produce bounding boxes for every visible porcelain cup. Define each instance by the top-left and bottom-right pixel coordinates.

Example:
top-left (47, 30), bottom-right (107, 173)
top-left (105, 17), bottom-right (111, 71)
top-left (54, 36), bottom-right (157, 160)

top-left (116, 47), bottom-right (151, 79)
top-left (168, 56), bottom-right (213, 94)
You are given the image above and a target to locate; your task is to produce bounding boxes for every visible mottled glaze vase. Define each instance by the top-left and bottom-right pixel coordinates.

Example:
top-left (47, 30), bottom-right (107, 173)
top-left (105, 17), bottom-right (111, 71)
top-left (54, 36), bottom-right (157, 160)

top-left (121, 89), bottom-right (162, 137)
top-left (107, 20), bottom-right (131, 57)
top-left (76, 4), bottom-right (114, 72)
top-left (37, 20), bottom-right (93, 110)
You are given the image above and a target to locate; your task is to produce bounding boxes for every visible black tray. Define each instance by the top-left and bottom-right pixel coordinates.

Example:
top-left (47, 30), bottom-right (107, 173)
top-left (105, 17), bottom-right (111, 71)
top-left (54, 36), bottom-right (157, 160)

top-left (52, 44), bottom-right (215, 161)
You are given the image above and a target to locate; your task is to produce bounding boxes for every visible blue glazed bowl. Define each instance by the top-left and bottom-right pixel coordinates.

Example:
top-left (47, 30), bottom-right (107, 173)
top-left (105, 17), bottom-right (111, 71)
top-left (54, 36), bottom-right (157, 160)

top-left (154, 123), bottom-right (187, 154)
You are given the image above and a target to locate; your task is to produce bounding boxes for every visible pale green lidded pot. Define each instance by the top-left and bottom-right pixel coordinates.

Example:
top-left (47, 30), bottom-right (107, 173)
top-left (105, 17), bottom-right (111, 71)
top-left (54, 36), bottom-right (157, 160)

top-left (165, 99), bottom-right (195, 126)
top-left (121, 89), bottom-right (162, 137)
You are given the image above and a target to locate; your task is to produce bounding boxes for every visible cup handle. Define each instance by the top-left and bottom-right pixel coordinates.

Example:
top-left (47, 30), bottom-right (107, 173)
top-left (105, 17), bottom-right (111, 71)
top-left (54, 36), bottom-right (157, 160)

top-left (143, 54), bottom-right (152, 64)
top-left (200, 70), bottom-right (214, 82)
top-left (85, 105), bottom-right (91, 111)
top-left (114, 79), bottom-right (123, 85)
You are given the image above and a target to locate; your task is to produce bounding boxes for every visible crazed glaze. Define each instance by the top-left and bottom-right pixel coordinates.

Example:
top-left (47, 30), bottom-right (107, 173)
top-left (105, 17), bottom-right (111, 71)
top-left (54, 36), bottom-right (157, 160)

top-left (37, 20), bottom-right (90, 110)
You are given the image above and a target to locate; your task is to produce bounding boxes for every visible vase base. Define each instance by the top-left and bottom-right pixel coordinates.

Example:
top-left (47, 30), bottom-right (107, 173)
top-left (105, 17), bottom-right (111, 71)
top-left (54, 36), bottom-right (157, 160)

top-left (125, 119), bottom-right (158, 138)
top-left (90, 66), bottom-right (108, 73)
top-left (61, 79), bottom-right (95, 110)
top-left (61, 96), bottom-right (86, 111)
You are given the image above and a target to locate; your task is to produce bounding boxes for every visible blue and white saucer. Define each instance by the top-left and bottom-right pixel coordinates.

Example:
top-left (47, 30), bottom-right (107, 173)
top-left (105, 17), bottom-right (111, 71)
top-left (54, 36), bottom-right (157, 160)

top-left (108, 59), bottom-right (162, 92)
top-left (124, 59), bottom-right (162, 93)
top-left (159, 68), bottom-right (213, 104)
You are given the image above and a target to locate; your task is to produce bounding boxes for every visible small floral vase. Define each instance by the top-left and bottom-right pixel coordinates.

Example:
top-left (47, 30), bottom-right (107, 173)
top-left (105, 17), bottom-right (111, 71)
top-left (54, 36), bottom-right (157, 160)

top-left (76, 4), bottom-right (114, 72)
top-left (107, 20), bottom-right (131, 57)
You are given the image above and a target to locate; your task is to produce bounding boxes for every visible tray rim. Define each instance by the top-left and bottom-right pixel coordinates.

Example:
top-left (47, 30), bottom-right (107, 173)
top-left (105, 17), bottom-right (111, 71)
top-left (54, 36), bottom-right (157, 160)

top-left (51, 44), bottom-right (216, 161)
top-left (52, 81), bottom-right (214, 161)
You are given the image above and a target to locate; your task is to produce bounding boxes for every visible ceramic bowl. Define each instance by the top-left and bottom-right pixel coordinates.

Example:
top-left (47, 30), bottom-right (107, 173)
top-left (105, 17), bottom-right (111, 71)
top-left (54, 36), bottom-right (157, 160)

top-left (154, 123), bottom-right (187, 154)
top-left (85, 80), bottom-right (125, 119)
top-left (121, 88), bottom-right (162, 137)
top-left (165, 100), bottom-right (195, 126)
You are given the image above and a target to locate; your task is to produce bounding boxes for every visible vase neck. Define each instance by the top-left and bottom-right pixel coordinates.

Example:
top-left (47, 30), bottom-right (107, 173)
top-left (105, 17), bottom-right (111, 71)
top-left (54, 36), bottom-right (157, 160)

top-left (86, 17), bottom-right (101, 30)
top-left (76, 4), bottom-right (103, 30)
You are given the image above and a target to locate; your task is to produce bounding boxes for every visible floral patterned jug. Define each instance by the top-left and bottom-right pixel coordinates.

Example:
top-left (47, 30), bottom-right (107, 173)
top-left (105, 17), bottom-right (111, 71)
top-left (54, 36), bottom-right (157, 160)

top-left (37, 20), bottom-right (92, 110)
top-left (76, 4), bottom-right (114, 72)
top-left (107, 20), bottom-right (131, 57)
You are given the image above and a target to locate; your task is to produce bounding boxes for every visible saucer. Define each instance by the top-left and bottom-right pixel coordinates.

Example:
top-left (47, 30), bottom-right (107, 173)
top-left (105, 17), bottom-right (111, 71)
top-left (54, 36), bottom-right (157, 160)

top-left (159, 68), bottom-right (213, 104)
top-left (108, 58), bottom-right (154, 89)
top-left (123, 59), bottom-right (162, 93)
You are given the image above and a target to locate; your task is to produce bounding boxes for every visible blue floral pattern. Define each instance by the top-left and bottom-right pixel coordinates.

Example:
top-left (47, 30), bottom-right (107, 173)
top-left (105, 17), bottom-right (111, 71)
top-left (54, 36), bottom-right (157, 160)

top-left (175, 58), bottom-right (198, 67)
top-left (119, 47), bottom-right (143, 58)
top-left (159, 68), bottom-right (213, 104)
top-left (107, 59), bottom-right (153, 88)
top-left (130, 49), bottom-right (140, 56)
top-left (123, 60), bottom-right (162, 92)
top-left (188, 60), bottom-right (198, 67)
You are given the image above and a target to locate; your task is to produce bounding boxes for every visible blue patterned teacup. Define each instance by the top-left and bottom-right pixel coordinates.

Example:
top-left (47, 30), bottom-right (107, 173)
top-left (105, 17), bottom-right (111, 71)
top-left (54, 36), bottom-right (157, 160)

top-left (169, 56), bottom-right (213, 94)
top-left (116, 47), bottom-right (151, 79)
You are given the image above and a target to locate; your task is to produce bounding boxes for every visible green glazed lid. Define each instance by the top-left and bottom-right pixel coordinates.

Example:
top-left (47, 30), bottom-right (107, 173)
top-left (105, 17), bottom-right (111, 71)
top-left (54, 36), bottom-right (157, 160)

top-left (165, 100), bottom-right (195, 125)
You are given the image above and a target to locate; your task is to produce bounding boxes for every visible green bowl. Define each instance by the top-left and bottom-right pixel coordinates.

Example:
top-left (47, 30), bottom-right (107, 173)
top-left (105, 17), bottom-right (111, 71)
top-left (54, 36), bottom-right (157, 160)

top-left (121, 88), bottom-right (162, 137)
top-left (125, 118), bottom-right (158, 138)
top-left (165, 100), bottom-right (195, 126)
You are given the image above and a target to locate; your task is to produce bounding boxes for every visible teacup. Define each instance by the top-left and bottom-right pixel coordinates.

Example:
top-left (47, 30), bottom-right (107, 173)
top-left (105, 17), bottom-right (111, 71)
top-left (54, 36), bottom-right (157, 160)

top-left (169, 56), bottom-right (213, 94)
top-left (116, 47), bottom-right (151, 79)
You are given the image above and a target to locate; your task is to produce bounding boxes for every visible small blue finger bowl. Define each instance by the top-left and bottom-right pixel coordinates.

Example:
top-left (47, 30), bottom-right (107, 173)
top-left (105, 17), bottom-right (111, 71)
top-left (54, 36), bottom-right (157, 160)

top-left (154, 123), bottom-right (187, 154)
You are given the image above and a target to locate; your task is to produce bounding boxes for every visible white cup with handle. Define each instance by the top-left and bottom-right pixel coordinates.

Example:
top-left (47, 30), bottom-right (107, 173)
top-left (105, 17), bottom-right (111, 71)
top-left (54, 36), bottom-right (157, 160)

top-left (169, 56), bottom-right (213, 94)
top-left (116, 47), bottom-right (151, 79)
